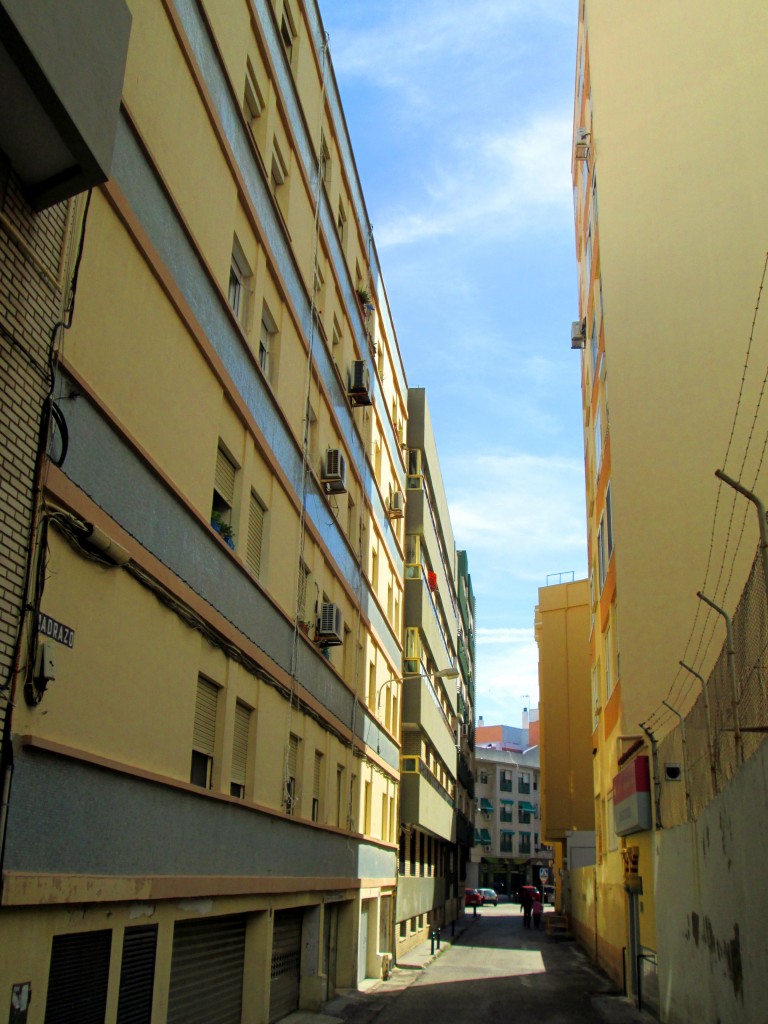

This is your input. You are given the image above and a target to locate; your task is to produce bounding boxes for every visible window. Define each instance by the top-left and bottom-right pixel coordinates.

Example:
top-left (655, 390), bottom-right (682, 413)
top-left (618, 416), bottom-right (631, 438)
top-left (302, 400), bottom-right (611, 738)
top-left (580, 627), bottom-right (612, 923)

top-left (518, 772), bottom-right (531, 795)
top-left (605, 481), bottom-right (614, 557)
top-left (518, 806), bottom-right (532, 825)
top-left (286, 734), bottom-right (299, 814)
top-left (297, 560), bottom-right (310, 623)
top-left (191, 676), bottom-right (218, 787)
top-left (270, 139), bottom-right (288, 192)
top-left (371, 544), bottom-right (379, 589)
top-left (246, 491), bottom-right (266, 578)
top-left (594, 404), bottom-right (602, 480)
top-left (312, 751), bottom-right (323, 822)
top-left (500, 804), bottom-right (513, 823)
top-left (480, 770), bottom-right (488, 784)
top-left (331, 316), bottom-right (342, 367)
top-left (364, 780), bottom-right (372, 834)
top-left (243, 59), bottom-right (265, 129)
top-left (590, 317), bottom-right (598, 376)
top-left (337, 198), bottom-right (347, 242)
top-left (501, 832), bottom-right (514, 853)
top-left (597, 516), bottom-right (607, 591)
top-left (500, 770), bottom-right (513, 792)
top-left (319, 132), bottom-right (331, 185)
top-left (230, 701), bottom-right (251, 798)
top-left (605, 624), bottom-right (614, 698)
top-left (212, 444), bottom-right (237, 545)
top-left (336, 765), bottom-right (345, 827)
top-left (591, 662), bottom-right (600, 730)
top-left (259, 304), bottom-right (278, 380)
top-left (519, 832), bottom-right (531, 854)
top-left (280, 2), bottom-right (297, 65)
top-left (228, 236), bottom-right (251, 326)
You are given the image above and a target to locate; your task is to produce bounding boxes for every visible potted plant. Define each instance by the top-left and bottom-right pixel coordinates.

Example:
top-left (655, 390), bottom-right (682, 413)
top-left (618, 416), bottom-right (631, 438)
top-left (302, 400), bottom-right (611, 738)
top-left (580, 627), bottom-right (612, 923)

top-left (355, 285), bottom-right (372, 309)
top-left (210, 508), bottom-right (235, 549)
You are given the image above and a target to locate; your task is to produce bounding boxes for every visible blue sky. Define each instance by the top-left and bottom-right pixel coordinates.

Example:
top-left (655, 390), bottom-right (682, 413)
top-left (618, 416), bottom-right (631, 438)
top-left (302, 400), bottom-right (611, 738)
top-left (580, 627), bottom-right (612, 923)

top-left (318, 0), bottom-right (588, 723)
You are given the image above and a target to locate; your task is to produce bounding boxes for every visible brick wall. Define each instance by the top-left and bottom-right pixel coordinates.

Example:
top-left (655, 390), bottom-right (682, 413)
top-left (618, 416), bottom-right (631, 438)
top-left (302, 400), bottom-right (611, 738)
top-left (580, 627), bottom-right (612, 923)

top-left (0, 160), bottom-right (70, 753)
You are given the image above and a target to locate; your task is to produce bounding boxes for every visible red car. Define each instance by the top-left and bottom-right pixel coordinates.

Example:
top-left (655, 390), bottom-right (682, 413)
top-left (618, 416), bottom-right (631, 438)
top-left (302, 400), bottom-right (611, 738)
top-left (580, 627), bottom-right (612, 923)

top-left (465, 888), bottom-right (485, 906)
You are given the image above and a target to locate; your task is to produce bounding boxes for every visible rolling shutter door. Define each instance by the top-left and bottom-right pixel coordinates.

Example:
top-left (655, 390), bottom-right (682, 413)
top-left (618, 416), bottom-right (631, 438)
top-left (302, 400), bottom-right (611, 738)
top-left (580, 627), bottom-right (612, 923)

top-left (269, 909), bottom-right (303, 1022)
top-left (44, 930), bottom-right (112, 1024)
top-left (167, 915), bottom-right (246, 1024)
top-left (116, 925), bottom-right (157, 1024)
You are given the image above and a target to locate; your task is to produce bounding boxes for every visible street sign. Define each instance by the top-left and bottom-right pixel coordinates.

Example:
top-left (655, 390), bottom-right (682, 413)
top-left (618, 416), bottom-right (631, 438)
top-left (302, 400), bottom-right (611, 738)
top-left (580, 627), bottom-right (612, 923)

top-left (539, 867), bottom-right (549, 881)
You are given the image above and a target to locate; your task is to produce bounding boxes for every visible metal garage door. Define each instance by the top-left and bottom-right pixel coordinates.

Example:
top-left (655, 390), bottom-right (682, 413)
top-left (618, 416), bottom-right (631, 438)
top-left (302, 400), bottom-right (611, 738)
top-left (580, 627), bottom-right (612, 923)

top-left (116, 924), bottom-right (157, 1024)
top-left (44, 930), bottom-right (112, 1024)
top-left (167, 915), bottom-right (246, 1024)
top-left (269, 909), bottom-right (303, 1022)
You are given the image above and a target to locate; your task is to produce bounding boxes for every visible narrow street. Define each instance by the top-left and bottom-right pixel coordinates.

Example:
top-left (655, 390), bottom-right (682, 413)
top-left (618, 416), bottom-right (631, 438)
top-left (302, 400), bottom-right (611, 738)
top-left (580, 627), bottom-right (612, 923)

top-left (321, 904), bottom-right (654, 1024)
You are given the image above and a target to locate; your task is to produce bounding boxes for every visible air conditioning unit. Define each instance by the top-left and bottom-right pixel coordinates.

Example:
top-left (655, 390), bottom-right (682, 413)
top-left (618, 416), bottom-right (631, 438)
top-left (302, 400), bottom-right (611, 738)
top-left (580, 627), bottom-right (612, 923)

top-left (571, 319), bottom-right (586, 349)
top-left (316, 601), bottom-right (343, 645)
top-left (347, 360), bottom-right (372, 407)
top-left (388, 490), bottom-right (404, 518)
top-left (321, 449), bottom-right (347, 494)
top-left (574, 127), bottom-right (590, 161)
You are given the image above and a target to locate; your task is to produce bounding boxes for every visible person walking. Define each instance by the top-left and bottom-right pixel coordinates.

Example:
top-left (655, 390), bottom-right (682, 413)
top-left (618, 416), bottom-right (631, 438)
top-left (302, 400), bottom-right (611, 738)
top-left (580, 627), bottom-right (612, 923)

top-left (521, 891), bottom-right (533, 929)
top-left (532, 896), bottom-right (543, 929)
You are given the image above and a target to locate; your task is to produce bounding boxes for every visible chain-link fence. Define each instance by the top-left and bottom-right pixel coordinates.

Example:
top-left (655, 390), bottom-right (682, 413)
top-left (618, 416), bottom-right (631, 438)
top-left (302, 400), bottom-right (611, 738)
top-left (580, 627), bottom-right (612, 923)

top-left (659, 545), bottom-right (768, 826)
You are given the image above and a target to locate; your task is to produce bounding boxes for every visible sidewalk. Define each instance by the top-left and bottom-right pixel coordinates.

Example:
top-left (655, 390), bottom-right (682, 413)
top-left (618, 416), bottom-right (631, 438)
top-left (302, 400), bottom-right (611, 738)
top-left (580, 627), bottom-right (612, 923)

top-left (395, 911), bottom-right (479, 969)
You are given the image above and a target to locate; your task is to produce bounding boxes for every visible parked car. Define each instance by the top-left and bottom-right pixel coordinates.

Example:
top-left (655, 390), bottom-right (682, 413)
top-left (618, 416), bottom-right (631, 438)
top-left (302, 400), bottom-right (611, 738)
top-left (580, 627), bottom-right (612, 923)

top-left (478, 888), bottom-right (499, 906)
top-left (465, 888), bottom-right (485, 906)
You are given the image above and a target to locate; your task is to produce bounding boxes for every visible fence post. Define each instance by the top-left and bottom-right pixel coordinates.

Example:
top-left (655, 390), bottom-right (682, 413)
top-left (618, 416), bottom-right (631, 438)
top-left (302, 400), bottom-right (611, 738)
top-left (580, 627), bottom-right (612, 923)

top-left (715, 469), bottom-right (768, 599)
top-left (680, 661), bottom-right (718, 797)
top-left (662, 700), bottom-right (691, 820)
top-left (697, 592), bottom-right (743, 763)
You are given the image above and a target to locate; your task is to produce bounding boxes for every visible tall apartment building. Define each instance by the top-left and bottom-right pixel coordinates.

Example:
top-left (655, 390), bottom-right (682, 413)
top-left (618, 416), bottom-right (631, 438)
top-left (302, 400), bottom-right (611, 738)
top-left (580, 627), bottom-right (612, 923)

top-left (534, 578), bottom-right (594, 910)
top-left (1, 0), bottom-right (411, 1019)
top-left (455, 549), bottom-right (476, 892)
top-left (471, 746), bottom-right (552, 898)
top-left (572, 0), bottom-right (768, 1003)
top-left (396, 388), bottom-right (464, 953)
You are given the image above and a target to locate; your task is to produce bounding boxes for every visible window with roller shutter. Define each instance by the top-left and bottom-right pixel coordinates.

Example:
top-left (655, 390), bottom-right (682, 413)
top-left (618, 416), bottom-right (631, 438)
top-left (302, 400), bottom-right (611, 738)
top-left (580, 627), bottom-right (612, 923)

top-left (246, 492), bottom-right (266, 578)
top-left (191, 677), bottom-right (218, 788)
top-left (230, 702), bottom-right (251, 798)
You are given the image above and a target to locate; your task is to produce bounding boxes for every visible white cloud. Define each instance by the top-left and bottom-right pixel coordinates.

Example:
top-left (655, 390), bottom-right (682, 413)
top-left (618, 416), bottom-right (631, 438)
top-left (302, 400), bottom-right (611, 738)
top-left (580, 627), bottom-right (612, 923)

top-left (376, 115), bottom-right (573, 249)
top-left (475, 627), bottom-right (541, 721)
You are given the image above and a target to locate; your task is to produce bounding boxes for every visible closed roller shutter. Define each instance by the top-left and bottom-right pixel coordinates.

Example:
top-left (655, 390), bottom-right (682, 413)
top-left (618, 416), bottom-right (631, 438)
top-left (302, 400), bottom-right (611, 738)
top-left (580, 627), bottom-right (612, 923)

top-left (116, 925), bottom-right (157, 1024)
top-left (44, 930), bottom-right (112, 1024)
top-left (214, 448), bottom-right (236, 506)
top-left (246, 493), bottom-right (265, 577)
top-left (269, 909), bottom-right (303, 1022)
top-left (167, 916), bottom-right (246, 1024)
top-left (231, 702), bottom-right (250, 791)
top-left (193, 678), bottom-right (218, 756)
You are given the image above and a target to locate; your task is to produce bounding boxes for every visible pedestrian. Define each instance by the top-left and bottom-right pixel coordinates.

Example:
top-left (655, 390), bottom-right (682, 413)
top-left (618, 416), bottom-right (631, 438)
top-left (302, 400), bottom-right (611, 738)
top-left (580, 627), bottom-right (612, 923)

top-left (532, 896), bottom-right (543, 929)
top-left (521, 891), bottom-right (533, 929)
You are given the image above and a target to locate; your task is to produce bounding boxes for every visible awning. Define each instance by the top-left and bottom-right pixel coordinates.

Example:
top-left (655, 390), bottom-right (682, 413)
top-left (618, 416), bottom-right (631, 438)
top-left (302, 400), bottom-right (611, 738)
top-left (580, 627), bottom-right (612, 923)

top-left (519, 801), bottom-right (537, 814)
top-left (480, 799), bottom-right (493, 812)
top-left (480, 829), bottom-right (492, 844)
top-left (474, 830), bottom-right (484, 843)
top-left (501, 829), bottom-right (516, 835)
top-left (500, 798), bottom-right (515, 805)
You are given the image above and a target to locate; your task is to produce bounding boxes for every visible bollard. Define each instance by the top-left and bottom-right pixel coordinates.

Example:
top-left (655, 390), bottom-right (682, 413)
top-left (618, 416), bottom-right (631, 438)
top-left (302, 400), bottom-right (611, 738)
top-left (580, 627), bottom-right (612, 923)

top-left (436, 928), bottom-right (441, 950)
top-left (430, 930), bottom-right (435, 955)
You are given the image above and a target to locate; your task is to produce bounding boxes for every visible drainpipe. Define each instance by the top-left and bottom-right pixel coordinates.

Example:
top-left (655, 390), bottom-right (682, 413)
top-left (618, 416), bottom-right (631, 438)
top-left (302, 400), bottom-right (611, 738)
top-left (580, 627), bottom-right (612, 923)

top-left (697, 592), bottom-right (742, 763)
top-left (680, 661), bottom-right (717, 797)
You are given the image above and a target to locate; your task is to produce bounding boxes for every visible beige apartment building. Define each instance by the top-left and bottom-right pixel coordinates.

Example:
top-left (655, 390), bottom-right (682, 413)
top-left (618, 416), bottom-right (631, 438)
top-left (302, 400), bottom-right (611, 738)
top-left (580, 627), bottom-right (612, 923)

top-left (0, 0), bottom-right (414, 1019)
top-left (534, 578), bottom-right (594, 911)
top-left (396, 389), bottom-right (472, 954)
top-left (571, 0), bottom-right (768, 1016)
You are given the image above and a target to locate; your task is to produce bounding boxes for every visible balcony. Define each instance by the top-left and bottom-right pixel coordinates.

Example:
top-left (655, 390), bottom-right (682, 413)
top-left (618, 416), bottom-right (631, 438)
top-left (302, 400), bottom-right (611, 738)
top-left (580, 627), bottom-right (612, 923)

top-left (0, 0), bottom-right (131, 209)
top-left (400, 757), bottom-right (454, 842)
top-left (402, 674), bottom-right (457, 771)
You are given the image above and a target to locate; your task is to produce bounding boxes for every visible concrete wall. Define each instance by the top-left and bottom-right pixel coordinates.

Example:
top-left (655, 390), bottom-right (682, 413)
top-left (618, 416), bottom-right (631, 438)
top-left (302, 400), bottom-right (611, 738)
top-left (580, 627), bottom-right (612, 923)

top-left (655, 739), bottom-right (768, 1023)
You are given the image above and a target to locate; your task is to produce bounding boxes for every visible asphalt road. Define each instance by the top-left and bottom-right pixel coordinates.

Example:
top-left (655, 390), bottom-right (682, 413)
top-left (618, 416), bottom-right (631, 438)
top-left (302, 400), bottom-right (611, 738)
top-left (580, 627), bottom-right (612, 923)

top-left (331, 903), bottom-right (651, 1024)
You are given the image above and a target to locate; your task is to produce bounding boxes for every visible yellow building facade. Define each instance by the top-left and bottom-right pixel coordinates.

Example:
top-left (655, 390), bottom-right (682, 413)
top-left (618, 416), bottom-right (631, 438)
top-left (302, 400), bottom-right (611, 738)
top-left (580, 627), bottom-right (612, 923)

top-left (534, 578), bottom-right (593, 910)
top-left (572, 0), bottom-right (768, 1003)
top-left (1, 0), bottom-right (411, 1019)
